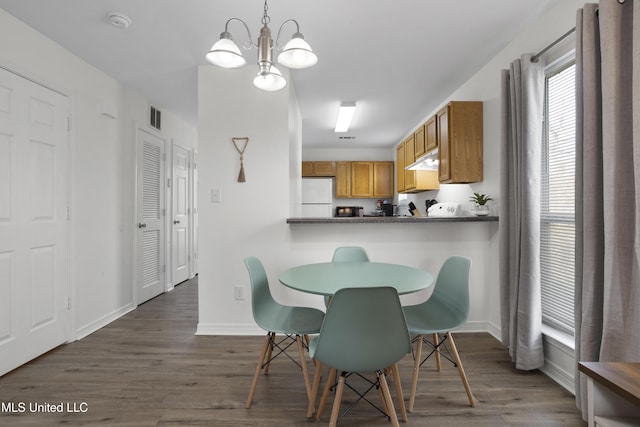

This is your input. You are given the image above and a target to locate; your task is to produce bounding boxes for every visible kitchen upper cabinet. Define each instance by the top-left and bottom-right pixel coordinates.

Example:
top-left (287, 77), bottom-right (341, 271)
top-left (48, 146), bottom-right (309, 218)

top-left (425, 115), bottom-right (437, 153)
top-left (404, 135), bottom-right (416, 190)
top-left (351, 161), bottom-right (374, 197)
top-left (302, 161), bottom-right (336, 177)
top-left (414, 124), bottom-right (426, 158)
top-left (396, 144), bottom-right (405, 193)
top-left (396, 136), bottom-right (438, 193)
top-left (437, 101), bottom-right (483, 183)
top-left (335, 161), bottom-right (394, 198)
top-left (373, 161), bottom-right (394, 198)
top-left (335, 161), bottom-right (351, 198)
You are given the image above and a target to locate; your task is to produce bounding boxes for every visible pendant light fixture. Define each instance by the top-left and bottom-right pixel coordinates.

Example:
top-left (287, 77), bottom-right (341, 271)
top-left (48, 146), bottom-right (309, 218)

top-left (205, 0), bottom-right (317, 91)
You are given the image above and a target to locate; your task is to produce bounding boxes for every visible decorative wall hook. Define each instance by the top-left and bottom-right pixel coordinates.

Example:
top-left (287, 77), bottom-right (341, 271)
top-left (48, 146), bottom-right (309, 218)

top-left (232, 137), bottom-right (249, 182)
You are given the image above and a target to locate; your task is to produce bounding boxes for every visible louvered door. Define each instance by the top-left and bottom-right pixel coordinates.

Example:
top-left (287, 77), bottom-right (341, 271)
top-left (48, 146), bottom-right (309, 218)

top-left (136, 128), bottom-right (165, 304)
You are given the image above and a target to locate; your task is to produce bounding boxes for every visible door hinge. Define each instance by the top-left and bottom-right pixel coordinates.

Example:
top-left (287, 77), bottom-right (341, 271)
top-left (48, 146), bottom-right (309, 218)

top-left (66, 206), bottom-right (71, 220)
top-left (163, 265), bottom-right (166, 273)
top-left (167, 178), bottom-right (171, 188)
top-left (67, 297), bottom-right (72, 310)
top-left (67, 117), bottom-right (72, 131)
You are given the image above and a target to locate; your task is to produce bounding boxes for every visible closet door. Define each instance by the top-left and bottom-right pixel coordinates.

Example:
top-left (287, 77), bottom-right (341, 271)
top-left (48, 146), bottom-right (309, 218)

top-left (136, 128), bottom-right (166, 304)
top-left (0, 67), bottom-right (70, 376)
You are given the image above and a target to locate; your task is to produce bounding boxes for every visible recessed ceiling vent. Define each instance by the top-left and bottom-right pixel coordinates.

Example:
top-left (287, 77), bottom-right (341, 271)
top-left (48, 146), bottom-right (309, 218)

top-left (339, 136), bottom-right (356, 140)
top-left (150, 106), bottom-right (161, 131)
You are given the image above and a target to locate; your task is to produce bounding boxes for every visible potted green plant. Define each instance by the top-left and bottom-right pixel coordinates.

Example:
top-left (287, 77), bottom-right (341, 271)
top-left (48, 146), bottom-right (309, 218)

top-left (469, 192), bottom-right (492, 216)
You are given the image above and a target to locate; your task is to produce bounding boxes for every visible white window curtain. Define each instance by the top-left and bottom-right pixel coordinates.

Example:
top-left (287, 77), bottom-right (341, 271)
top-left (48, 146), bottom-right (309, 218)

top-left (575, 0), bottom-right (640, 419)
top-left (499, 54), bottom-right (545, 370)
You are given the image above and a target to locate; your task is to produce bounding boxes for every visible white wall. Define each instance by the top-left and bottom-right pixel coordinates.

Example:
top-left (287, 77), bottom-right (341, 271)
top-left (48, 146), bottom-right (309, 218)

top-left (197, 65), bottom-right (305, 333)
top-left (0, 8), bottom-right (197, 340)
top-left (195, 0), bottom-right (584, 356)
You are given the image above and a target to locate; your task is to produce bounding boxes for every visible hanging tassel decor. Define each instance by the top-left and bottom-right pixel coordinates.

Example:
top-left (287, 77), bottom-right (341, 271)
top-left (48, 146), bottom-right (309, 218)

top-left (232, 137), bottom-right (249, 182)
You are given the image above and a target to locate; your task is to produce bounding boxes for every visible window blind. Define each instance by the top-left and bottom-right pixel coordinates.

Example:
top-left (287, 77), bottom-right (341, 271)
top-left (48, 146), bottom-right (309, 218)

top-left (541, 61), bottom-right (576, 335)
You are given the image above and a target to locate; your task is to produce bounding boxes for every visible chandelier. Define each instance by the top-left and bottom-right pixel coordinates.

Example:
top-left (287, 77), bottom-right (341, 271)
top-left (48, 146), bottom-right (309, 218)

top-left (205, 0), bottom-right (317, 92)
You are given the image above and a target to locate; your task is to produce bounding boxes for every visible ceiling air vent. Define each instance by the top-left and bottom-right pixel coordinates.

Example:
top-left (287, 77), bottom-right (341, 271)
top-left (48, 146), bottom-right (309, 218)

top-left (150, 106), bottom-right (161, 131)
top-left (339, 136), bottom-right (356, 140)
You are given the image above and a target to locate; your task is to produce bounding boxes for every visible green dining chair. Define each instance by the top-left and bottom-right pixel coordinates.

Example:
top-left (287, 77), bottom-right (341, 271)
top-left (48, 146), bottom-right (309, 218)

top-left (308, 286), bottom-right (411, 427)
top-left (324, 246), bottom-right (370, 307)
top-left (331, 246), bottom-right (370, 263)
top-left (402, 255), bottom-right (475, 411)
top-left (243, 256), bottom-right (325, 410)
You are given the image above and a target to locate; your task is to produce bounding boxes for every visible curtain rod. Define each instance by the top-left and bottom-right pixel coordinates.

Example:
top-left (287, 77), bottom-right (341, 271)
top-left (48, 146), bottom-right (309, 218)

top-left (531, 27), bottom-right (576, 63)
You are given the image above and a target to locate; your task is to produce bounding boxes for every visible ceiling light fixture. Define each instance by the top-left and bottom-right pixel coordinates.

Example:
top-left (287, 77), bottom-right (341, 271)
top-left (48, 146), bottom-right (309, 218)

top-left (335, 102), bottom-right (356, 133)
top-left (205, 0), bottom-right (317, 92)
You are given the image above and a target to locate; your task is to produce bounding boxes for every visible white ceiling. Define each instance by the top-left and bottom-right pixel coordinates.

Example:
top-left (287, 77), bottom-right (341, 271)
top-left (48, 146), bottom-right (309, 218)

top-left (0, 0), bottom-right (559, 148)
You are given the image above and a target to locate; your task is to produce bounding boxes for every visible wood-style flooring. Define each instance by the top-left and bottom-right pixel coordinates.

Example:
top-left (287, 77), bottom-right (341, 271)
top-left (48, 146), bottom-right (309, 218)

top-left (0, 277), bottom-right (586, 426)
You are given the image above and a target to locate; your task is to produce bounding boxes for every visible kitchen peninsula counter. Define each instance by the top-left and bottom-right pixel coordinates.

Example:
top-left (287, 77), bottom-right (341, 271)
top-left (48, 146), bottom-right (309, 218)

top-left (287, 216), bottom-right (498, 224)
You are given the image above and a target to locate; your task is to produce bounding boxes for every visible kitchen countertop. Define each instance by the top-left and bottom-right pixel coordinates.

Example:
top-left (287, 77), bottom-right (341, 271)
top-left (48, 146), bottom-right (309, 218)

top-left (286, 215), bottom-right (499, 224)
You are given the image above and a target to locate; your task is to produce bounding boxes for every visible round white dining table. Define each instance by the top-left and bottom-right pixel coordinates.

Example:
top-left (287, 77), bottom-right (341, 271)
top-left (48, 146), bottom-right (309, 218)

top-left (278, 261), bottom-right (434, 296)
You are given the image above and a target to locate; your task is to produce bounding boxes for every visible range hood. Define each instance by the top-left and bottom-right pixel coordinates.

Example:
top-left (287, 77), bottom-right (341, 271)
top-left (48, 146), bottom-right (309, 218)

top-left (405, 148), bottom-right (439, 171)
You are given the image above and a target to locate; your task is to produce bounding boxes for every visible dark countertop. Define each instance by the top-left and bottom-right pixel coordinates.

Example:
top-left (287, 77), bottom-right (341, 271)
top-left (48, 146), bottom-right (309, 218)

top-left (286, 215), bottom-right (499, 224)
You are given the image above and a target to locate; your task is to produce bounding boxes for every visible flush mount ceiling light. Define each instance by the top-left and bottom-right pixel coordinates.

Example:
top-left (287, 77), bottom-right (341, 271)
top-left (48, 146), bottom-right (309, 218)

top-left (334, 102), bottom-right (356, 133)
top-left (107, 12), bottom-right (132, 29)
top-left (205, 0), bottom-right (317, 92)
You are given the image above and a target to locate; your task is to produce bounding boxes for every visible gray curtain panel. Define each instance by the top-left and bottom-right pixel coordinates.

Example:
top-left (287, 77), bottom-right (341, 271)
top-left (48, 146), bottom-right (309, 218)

top-left (575, 0), bottom-right (640, 419)
top-left (499, 54), bottom-right (545, 370)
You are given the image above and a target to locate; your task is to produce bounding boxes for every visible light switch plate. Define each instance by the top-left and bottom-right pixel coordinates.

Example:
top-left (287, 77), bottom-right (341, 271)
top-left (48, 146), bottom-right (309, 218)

top-left (211, 188), bottom-right (222, 203)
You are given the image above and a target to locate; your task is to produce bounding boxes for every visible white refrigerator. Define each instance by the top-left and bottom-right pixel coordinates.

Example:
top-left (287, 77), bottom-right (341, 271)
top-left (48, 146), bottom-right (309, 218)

top-left (301, 178), bottom-right (333, 217)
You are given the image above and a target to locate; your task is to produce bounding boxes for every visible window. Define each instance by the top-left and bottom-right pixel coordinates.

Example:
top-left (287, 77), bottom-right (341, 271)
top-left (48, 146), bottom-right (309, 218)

top-left (540, 56), bottom-right (576, 336)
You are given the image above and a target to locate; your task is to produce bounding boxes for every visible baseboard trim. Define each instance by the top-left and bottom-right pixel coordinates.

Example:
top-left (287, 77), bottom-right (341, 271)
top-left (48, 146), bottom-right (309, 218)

top-left (75, 303), bottom-right (135, 340)
top-left (541, 333), bottom-right (576, 395)
top-left (196, 323), bottom-right (263, 336)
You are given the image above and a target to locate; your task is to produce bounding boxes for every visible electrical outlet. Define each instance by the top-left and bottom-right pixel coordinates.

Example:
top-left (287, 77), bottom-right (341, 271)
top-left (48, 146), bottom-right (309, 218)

top-left (234, 285), bottom-right (245, 300)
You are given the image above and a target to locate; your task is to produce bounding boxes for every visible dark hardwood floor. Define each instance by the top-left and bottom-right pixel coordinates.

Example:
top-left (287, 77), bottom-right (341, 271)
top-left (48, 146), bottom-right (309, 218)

top-left (0, 277), bottom-right (586, 426)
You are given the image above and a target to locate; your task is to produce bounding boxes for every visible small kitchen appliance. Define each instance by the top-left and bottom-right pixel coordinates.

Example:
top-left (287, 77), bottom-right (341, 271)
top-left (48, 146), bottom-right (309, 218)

top-left (335, 206), bottom-right (361, 217)
top-left (427, 202), bottom-right (462, 217)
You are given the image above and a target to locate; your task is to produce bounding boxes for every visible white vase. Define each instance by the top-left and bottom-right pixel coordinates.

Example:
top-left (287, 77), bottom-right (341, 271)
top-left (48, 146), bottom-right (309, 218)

top-left (473, 204), bottom-right (490, 216)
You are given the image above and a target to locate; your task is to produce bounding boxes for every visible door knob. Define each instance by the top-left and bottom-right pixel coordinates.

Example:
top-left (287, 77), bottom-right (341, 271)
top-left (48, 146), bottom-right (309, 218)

top-left (173, 220), bottom-right (180, 224)
top-left (138, 223), bottom-right (146, 229)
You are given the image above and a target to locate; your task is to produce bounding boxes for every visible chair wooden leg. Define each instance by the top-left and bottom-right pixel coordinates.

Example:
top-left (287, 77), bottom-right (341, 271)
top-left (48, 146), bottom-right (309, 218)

top-left (447, 332), bottom-right (475, 407)
top-left (433, 333), bottom-right (442, 371)
top-left (264, 332), bottom-right (275, 375)
top-left (307, 360), bottom-right (322, 418)
top-left (390, 363), bottom-right (407, 422)
top-left (295, 335), bottom-right (313, 402)
top-left (316, 367), bottom-right (336, 421)
top-left (409, 334), bottom-right (423, 412)
top-left (245, 332), bottom-right (272, 409)
top-left (329, 374), bottom-right (346, 427)
top-left (378, 371), bottom-right (400, 427)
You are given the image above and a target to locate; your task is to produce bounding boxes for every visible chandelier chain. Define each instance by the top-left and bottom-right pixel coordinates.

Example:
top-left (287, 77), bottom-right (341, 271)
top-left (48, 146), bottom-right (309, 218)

top-left (262, 0), bottom-right (270, 25)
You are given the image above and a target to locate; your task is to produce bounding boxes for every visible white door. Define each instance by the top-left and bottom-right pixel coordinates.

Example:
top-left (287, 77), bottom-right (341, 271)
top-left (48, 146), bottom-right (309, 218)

top-left (0, 67), bottom-right (70, 376)
top-left (171, 143), bottom-right (190, 285)
top-left (136, 128), bottom-right (165, 304)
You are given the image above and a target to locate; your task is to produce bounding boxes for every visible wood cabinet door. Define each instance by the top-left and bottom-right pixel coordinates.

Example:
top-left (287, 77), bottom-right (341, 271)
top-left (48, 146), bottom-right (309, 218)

top-left (414, 124), bottom-right (426, 158)
top-left (335, 161), bottom-right (351, 198)
top-left (437, 106), bottom-right (451, 182)
top-left (404, 136), bottom-right (416, 190)
top-left (425, 115), bottom-right (437, 152)
top-left (396, 144), bottom-right (405, 193)
top-left (351, 161), bottom-right (373, 197)
top-left (313, 161), bottom-right (336, 176)
top-left (302, 161), bottom-right (313, 176)
top-left (373, 161), bottom-right (394, 198)
top-left (302, 161), bottom-right (336, 176)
